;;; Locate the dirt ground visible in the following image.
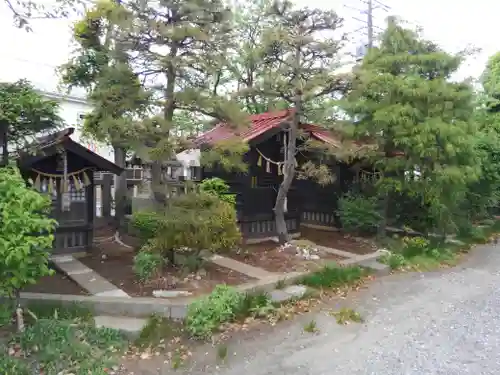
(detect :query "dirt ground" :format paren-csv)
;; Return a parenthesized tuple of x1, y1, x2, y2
(300, 227, 377, 254)
(231, 241, 345, 273)
(22, 266, 88, 295)
(79, 250, 254, 297)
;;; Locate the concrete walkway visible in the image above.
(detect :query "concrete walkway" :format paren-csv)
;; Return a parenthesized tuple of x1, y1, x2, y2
(51, 255, 130, 297)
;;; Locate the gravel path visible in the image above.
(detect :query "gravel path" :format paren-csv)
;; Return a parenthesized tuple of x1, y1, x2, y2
(130, 243, 500, 375)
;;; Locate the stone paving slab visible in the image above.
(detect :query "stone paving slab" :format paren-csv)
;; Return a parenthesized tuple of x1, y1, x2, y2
(315, 245, 358, 259)
(206, 254, 278, 280)
(51, 255, 130, 297)
(94, 315, 146, 337)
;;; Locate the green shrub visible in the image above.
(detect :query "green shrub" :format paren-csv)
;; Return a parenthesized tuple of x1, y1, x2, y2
(401, 236, 430, 257)
(185, 285, 244, 339)
(200, 177, 236, 205)
(337, 193, 381, 233)
(130, 210, 163, 240)
(0, 167, 58, 298)
(301, 265, 366, 289)
(146, 192, 241, 260)
(379, 253, 407, 270)
(133, 249, 165, 281)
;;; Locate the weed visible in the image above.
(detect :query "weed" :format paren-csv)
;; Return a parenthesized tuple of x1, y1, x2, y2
(11, 317, 126, 374)
(238, 291, 275, 318)
(378, 253, 407, 270)
(329, 308, 364, 325)
(24, 301, 93, 323)
(135, 314, 183, 349)
(133, 250, 165, 282)
(275, 279, 286, 289)
(216, 343, 228, 362)
(0, 350, 30, 375)
(185, 285, 244, 339)
(300, 265, 366, 289)
(303, 319, 318, 333)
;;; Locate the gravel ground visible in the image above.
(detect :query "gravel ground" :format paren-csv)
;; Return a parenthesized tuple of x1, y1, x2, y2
(129, 243, 500, 375)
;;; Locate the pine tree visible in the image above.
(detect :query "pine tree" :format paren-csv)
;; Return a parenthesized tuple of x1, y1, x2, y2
(104, 0, 247, 202)
(249, 0, 348, 242)
(342, 17, 480, 235)
(60, 1, 150, 224)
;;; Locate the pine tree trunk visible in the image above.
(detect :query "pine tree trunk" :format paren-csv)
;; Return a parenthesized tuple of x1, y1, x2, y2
(274, 115, 299, 244)
(113, 145, 127, 230)
(275, 45, 301, 244)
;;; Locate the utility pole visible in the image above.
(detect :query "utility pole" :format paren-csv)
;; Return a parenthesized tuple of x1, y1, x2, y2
(367, 0, 374, 49)
(346, 0, 390, 59)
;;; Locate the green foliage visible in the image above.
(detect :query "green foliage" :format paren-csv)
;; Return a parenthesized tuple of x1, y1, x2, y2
(0, 80, 61, 151)
(329, 308, 364, 325)
(185, 285, 245, 339)
(0, 167, 57, 297)
(11, 318, 126, 374)
(0, 352, 30, 375)
(300, 265, 365, 289)
(378, 252, 407, 270)
(337, 193, 381, 233)
(303, 319, 318, 333)
(143, 192, 241, 260)
(133, 250, 165, 282)
(200, 177, 235, 205)
(400, 236, 431, 258)
(130, 210, 163, 240)
(342, 17, 480, 235)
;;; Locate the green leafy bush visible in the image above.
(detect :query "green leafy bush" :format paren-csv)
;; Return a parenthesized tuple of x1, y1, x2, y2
(130, 210, 163, 240)
(200, 177, 236, 205)
(133, 249, 165, 281)
(0, 167, 57, 297)
(401, 236, 431, 257)
(337, 193, 381, 233)
(185, 285, 244, 339)
(379, 253, 407, 270)
(143, 192, 241, 262)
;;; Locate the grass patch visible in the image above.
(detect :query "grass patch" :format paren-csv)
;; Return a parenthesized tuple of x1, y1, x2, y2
(0, 302, 128, 375)
(8, 318, 126, 375)
(329, 308, 364, 325)
(303, 319, 318, 333)
(300, 265, 367, 289)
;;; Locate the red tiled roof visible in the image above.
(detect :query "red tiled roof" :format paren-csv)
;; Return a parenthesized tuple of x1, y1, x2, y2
(193, 109, 342, 147)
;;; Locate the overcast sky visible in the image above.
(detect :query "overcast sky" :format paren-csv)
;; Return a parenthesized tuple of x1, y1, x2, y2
(0, 0, 497, 95)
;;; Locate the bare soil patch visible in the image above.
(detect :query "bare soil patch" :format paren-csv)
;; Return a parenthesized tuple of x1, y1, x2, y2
(300, 226, 377, 255)
(230, 240, 345, 273)
(79, 249, 254, 298)
(22, 265, 88, 295)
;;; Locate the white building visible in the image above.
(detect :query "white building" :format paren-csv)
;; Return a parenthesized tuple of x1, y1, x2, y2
(40, 90, 115, 162)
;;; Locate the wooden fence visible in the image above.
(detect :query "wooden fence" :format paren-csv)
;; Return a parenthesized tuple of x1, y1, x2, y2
(94, 171, 336, 239)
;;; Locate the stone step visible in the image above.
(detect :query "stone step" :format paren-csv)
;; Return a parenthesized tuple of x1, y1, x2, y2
(205, 254, 278, 280)
(51, 255, 130, 298)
